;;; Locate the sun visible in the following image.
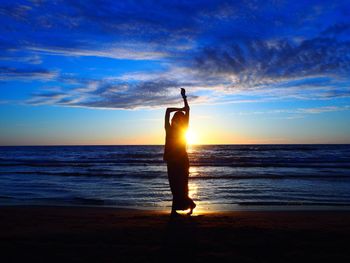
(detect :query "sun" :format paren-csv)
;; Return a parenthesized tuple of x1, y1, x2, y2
(185, 129, 198, 145)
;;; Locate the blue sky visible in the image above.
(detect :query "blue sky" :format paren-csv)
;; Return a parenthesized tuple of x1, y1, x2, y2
(0, 0, 350, 145)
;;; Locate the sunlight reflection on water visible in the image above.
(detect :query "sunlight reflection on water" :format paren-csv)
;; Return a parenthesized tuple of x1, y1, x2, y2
(2, 145, 350, 212)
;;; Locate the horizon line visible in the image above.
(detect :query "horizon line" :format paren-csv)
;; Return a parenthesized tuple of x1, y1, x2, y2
(1, 143, 349, 147)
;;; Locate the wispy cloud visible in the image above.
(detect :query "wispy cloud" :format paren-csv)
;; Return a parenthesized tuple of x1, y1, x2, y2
(27, 78, 204, 109)
(193, 37, 350, 91)
(1, 0, 350, 109)
(0, 53, 42, 64)
(297, 105, 350, 114)
(28, 45, 168, 60)
(234, 105, 350, 119)
(0, 67, 57, 81)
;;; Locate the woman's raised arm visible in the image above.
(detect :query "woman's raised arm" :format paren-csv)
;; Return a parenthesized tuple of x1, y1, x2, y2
(181, 88, 190, 127)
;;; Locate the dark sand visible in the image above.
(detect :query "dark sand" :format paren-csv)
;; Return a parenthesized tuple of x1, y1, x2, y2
(1, 206, 350, 262)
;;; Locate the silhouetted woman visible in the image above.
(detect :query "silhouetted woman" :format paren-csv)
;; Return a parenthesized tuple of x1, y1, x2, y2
(164, 88, 196, 216)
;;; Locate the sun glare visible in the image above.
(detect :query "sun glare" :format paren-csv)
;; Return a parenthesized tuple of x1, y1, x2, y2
(185, 130, 198, 145)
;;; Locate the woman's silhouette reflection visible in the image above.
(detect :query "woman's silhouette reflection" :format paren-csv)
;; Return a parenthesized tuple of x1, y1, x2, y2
(164, 88, 196, 216)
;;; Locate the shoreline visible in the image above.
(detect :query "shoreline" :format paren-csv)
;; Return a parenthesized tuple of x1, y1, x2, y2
(2, 202, 350, 212)
(1, 205, 350, 262)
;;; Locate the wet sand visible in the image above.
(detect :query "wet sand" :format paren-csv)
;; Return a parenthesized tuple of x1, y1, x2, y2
(1, 206, 350, 262)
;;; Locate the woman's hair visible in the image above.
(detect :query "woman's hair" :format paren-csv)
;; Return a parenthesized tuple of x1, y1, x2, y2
(171, 111, 186, 128)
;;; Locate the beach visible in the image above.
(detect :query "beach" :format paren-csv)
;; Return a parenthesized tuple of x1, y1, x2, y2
(1, 145, 350, 262)
(1, 206, 350, 262)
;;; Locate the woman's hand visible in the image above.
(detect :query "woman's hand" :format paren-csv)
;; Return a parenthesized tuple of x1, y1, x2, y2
(181, 88, 186, 98)
(181, 88, 189, 112)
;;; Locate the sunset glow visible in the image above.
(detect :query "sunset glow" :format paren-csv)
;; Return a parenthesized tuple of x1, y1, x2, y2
(186, 130, 198, 145)
(0, 1, 350, 145)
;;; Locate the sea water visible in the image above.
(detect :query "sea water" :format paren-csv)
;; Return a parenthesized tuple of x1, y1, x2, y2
(1, 145, 350, 211)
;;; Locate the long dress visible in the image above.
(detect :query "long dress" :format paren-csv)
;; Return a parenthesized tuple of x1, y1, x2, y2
(163, 126, 195, 210)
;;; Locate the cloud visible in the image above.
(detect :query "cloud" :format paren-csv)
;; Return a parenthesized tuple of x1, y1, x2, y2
(1, 0, 350, 109)
(322, 23, 350, 36)
(0, 99, 9, 104)
(234, 105, 350, 118)
(297, 105, 350, 114)
(193, 37, 350, 90)
(0, 53, 42, 64)
(28, 78, 203, 109)
(0, 0, 206, 60)
(28, 45, 168, 60)
(0, 67, 57, 81)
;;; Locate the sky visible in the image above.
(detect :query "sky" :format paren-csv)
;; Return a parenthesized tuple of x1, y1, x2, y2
(0, 0, 350, 145)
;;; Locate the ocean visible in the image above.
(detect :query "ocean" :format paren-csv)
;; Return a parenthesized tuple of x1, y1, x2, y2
(1, 145, 350, 211)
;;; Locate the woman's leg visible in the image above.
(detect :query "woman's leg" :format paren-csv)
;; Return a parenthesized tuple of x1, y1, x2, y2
(168, 159, 196, 213)
(184, 158, 196, 214)
(167, 162, 182, 212)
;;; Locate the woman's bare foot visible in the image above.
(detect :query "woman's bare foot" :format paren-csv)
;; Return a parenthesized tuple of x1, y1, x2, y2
(171, 209, 179, 217)
(187, 201, 196, 215)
